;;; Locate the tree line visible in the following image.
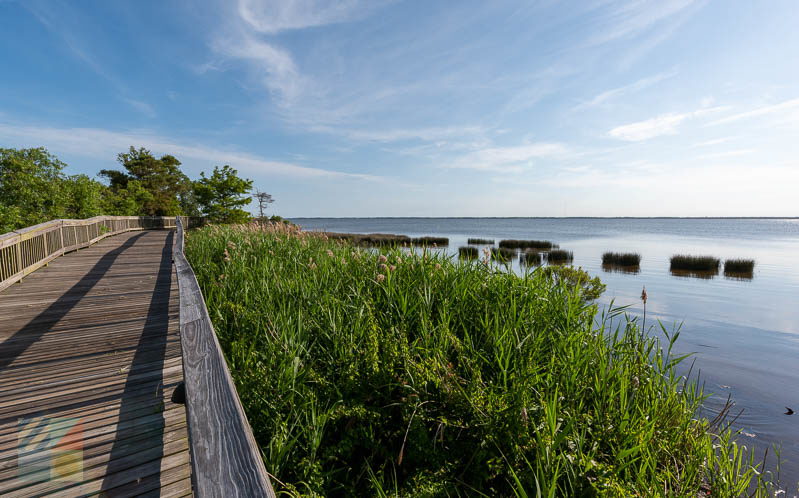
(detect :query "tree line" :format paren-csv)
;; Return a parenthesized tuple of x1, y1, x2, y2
(0, 146, 271, 233)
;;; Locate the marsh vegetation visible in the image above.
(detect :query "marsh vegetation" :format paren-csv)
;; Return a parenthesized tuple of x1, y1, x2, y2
(519, 250, 542, 266)
(467, 237, 494, 245)
(458, 246, 479, 259)
(547, 249, 574, 264)
(186, 223, 776, 496)
(499, 239, 557, 250)
(490, 246, 516, 262)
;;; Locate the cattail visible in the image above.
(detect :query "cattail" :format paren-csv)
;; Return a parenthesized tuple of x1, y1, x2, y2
(640, 286, 647, 304)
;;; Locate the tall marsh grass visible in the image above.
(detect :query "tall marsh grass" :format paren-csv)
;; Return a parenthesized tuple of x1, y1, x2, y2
(724, 259, 755, 273)
(670, 255, 720, 272)
(490, 246, 516, 262)
(458, 246, 479, 259)
(519, 250, 541, 266)
(547, 249, 574, 264)
(602, 252, 641, 267)
(411, 236, 449, 246)
(186, 223, 776, 496)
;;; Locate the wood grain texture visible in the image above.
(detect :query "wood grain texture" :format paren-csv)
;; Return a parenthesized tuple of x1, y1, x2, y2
(174, 218, 275, 498)
(0, 230, 192, 497)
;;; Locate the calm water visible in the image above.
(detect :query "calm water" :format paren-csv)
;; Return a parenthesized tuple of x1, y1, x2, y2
(291, 217, 799, 481)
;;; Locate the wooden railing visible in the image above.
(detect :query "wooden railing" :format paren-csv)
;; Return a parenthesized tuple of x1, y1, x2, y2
(0, 216, 196, 292)
(173, 217, 275, 497)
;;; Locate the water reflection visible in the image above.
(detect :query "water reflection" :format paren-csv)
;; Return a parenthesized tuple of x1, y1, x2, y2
(669, 268, 719, 279)
(602, 263, 641, 275)
(724, 270, 754, 281)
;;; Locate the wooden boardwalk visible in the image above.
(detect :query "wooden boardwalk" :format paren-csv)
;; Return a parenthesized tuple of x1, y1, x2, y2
(0, 230, 192, 497)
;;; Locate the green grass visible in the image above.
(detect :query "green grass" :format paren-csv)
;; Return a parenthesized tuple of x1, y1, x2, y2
(670, 255, 720, 272)
(519, 250, 541, 266)
(547, 249, 573, 264)
(499, 239, 557, 250)
(186, 223, 776, 497)
(724, 259, 755, 273)
(411, 236, 449, 246)
(458, 246, 479, 259)
(601, 252, 641, 267)
(467, 238, 494, 245)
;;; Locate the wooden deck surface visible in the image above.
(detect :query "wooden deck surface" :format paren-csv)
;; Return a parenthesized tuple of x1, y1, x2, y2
(0, 230, 192, 497)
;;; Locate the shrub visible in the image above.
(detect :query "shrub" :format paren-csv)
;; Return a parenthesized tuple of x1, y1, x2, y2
(499, 239, 557, 250)
(467, 238, 494, 245)
(458, 246, 479, 259)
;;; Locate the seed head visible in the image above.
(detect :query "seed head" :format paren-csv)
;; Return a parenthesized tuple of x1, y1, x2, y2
(376, 274, 386, 283)
(640, 286, 648, 304)
(378, 254, 388, 263)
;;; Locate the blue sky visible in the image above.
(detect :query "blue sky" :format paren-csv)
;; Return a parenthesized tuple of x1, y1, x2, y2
(1, 0, 798, 217)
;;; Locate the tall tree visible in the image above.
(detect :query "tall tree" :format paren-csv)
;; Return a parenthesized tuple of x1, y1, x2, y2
(193, 165, 253, 223)
(0, 147, 69, 232)
(100, 147, 193, 216)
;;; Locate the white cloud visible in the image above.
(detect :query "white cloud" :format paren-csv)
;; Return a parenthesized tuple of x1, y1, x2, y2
(587, 0, 702, 46)
(122, 98, 157, 118)
(237, 0, 374, 34)
(707, 97, 799, 126)
(448, 142, 571, 171)
(577, 70, 677, 109)
(0, 121, 378, 180)
(608, 106, 727, 141)
(313, 125, 487, 143)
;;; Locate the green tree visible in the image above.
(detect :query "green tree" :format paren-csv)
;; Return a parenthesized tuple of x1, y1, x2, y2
(64, 174, 107, 219)
(0, 147, 68, 232)
(103, 179, 155, 216)
(193, 165, 253, 223)
(100, 147, 193, 216)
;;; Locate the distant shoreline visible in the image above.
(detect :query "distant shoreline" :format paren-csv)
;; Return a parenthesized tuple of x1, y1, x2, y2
(289, 216, 799, 220)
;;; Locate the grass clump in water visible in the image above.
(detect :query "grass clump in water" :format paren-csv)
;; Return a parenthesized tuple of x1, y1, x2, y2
(490, 246, 516, 262)
(499, 239, 557, 250)
(186, 222, 777, 497)
(602, 252, 641, 266)
(724, 259, 755, 273)
(519, 250, 541, 267)
(458, 246, 479, 259)
(547, 249, 573, 264)
(467, 237, 494, 245)
(670, 255, 720, 272)
(325, 232, 410, 246)
(411, 236, 449, 246)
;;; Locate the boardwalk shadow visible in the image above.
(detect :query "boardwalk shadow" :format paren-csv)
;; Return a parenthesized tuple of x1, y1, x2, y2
(0, 232, 148, 371)
(99, 230, 174, 494)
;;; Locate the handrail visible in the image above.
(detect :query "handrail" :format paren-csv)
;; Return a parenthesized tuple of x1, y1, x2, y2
(0, 215, 194, 292)
(173, 217, 275, 497)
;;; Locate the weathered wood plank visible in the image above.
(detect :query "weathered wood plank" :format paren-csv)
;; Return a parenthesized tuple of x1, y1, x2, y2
(174, 218, 275, 497)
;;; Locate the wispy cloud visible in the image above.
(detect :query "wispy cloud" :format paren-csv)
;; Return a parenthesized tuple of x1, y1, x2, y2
(237, 0, 380, 34)
(122, 98, 157, 118)
(586, 0, 702, 46)
(0, 121, 378, 180)
(707, 97, 799, 126)
(608, 106, 727, 141)
(447, 142, 571, 172)
(576, 70, 677, 109)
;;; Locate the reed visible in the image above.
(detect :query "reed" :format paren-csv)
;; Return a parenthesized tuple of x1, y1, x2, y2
(670, 255, 720, 272)
(490, 247, 516, 262)
(467, 238, 494, 245)
(601, 252, 641, 266)
(185, 223, 776, 496)
(411, 236, 449, 246)
(458, 246, 479, 259)
(547, 249, 573, 264)
(519, 250, 542, 266)
(498, 239, 557, 250)
(724, 259, 755, 273)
